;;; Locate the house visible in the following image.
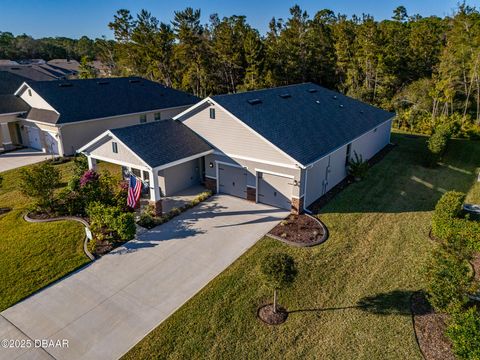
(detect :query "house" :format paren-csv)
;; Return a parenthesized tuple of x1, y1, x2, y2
(4, 77, 199, 155)
(80, 83, 394, 214)
(0, 66, 61, 151)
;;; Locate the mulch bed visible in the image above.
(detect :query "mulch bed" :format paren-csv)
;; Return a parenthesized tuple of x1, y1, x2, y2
(411, 292, 455, 360)
(27, 211, 58, 220)
(268, 214, 327, 247)
(0, 207, 11, 215)
(257, 304, 288, 325)
(91, 238, 116, 257)
(309, 144, 395, 213)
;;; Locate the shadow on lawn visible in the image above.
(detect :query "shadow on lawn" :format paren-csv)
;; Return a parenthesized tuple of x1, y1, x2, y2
(289, 290, 421, 316)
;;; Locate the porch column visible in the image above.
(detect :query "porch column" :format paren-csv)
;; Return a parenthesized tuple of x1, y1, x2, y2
(0, 123, 13, 150)
(149, 169, 162, 216)
(87, 156, 97, 171)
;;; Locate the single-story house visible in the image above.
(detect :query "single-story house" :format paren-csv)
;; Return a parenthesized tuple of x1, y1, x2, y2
(80, 83, 394, 214)
(2, 77, 199, 155)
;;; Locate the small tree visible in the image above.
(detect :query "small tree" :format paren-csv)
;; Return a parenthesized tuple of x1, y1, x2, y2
(260, 252, 297, 313)
(348, 151, 369, 180)
(78, 56, 98, 79)
(20, 163, 60, 212)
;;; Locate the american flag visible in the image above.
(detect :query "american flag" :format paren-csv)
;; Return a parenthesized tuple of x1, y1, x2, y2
(127, 175, 142, 208)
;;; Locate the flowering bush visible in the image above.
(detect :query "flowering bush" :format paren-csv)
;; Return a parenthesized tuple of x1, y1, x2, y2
(80, 170, 100, 187)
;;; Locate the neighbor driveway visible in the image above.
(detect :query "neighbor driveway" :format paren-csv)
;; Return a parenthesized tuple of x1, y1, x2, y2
(0, 195, 287, 360)
(0, 148, 50, 172)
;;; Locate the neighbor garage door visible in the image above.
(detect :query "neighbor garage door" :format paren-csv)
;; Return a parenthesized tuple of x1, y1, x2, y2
(257, 172, 292, 210)
(27, 127, 42, 150)
(218, 163, 247, 199)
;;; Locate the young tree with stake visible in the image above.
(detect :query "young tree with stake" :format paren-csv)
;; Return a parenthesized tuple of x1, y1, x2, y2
(260, 252, 297, 313)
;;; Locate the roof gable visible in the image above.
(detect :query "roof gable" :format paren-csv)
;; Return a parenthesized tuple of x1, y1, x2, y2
(211, 83, 394, 165)
(87, 120, 213, 169)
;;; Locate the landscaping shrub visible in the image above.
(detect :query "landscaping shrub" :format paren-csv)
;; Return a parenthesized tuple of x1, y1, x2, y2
(87, 202, 136, 242)
(138, 211, 156, 229)
(347, 151, 369, 180)
(426, 123, 452, 167)
(73, 155, 88, 177)
(446, 306, 480, 360)
(432, 191, 480, 251)
(20, 162, 60, 212)
(425, 247, 472, 313)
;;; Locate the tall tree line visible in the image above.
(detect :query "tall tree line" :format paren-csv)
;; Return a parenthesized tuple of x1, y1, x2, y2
(108, 4, 480, 136)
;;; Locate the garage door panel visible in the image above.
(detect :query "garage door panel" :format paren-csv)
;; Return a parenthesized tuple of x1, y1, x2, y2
(44, 132, 59, 154)
(218, 164, 247, 199)
(257, 172, 292, 210)
(27, 127, 42, 150)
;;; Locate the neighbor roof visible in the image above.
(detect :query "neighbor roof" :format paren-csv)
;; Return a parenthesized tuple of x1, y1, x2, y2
(211, 83, 394, 165)
(0, 95, 29, 114)
(109, 120, 212, 168)
(24, 77, 200, 125)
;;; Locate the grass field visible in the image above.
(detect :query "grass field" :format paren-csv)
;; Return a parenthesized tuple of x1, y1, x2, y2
(124, 133, 480, 360)
(0, 160, 89, 311)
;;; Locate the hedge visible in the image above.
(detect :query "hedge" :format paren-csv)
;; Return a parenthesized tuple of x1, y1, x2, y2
(431, 191, 480, 251)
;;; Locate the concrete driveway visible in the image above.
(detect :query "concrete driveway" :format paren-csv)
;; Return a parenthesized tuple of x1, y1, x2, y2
(0, 148, 50, 172)
(0, 195, 287, 360)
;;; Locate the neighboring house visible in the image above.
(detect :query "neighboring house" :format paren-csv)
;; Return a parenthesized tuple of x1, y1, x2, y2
(80, 83, 394, 214)
(46, 59, 80, 77)
(8, 77, 199, 155)
(0, 67, 60, 151)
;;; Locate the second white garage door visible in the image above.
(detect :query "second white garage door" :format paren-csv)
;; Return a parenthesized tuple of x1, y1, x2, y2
(27, 127, 43, 151)
(257, 172, 293, 210)
(44, 132, 59, 154)
(218, 163, 247, 199)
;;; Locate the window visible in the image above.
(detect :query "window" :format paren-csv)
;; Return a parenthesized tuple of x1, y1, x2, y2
(139, 114, 147, 123)
(154, 112, 161, 121)
(112, 142, 118, 153)
(28, 89, 32, 96)
(345, 143, 351, 166)
(209, 108, 215, 119)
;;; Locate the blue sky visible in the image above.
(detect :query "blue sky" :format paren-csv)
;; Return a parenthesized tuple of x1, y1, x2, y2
(0, 0, 477, 39)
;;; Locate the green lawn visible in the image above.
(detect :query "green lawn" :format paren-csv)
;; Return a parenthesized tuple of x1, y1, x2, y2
(0, 160, 89, 311)
(124, 133, 480, 360)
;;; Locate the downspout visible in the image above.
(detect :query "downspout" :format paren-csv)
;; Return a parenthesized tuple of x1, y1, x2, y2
(303, 165, 312, 214)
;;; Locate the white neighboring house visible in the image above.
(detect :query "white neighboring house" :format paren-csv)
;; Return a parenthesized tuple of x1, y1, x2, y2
(80, 83, 394, 215)
(2, 77, 199, 155)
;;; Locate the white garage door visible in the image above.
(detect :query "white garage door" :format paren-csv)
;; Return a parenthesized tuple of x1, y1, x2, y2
(257, 172, 292, 210)
(27, 127, 42, 150)
(218, 163, 247, 199)
(44, 132, 59, 154)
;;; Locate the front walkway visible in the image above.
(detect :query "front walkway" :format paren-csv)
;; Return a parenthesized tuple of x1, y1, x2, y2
(0, 148, 50, 172)
(0, 195, 288, 360)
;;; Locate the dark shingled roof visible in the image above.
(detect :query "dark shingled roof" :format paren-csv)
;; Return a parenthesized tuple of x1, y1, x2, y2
(0, 94, 29, 114)
(212, 83, 394, 165)
(25, 77, 200, 125)
(110, 120, 212, 168)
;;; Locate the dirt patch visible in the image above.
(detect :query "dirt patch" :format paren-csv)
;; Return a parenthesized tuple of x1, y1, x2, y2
(411, 292, 454, 360)
(257, 304, 288, 325)
(268, 214, 327, 247)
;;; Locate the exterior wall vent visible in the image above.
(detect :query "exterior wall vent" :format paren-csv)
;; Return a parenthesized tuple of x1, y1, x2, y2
(247, 98, 262, 105)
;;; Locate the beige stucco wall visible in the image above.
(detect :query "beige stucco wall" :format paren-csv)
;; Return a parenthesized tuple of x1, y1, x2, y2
(178, 104, 295, 165)
(59, 105, 191, 155)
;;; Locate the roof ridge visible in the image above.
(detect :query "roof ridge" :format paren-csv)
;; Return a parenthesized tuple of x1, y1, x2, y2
(212, 82, 316, 98)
